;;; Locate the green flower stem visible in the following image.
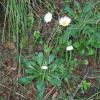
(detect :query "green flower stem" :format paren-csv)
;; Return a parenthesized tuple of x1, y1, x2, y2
(66, 51, 68, 65)
(69, 51, 72, 61)
(66, 51, 72, 67)
(68, 51, 72, 66)
(47, 25, 60, 45)
(43, 70, 46, 81)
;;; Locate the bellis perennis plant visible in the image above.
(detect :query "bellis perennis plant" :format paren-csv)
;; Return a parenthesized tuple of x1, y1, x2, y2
(18, 52, 69, 99)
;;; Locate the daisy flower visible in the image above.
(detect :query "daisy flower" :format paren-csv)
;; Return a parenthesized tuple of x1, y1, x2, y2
(41, 65, 48, 70)
(59, 16, 71, 26)
(44, 12, 52, 23)
(66, 45, 73, 51)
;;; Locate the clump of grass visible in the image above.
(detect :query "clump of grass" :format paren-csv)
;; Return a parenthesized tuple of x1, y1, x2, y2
(2, 0, 35, 59)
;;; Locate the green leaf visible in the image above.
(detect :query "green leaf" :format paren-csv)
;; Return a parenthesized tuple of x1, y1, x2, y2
(88, 48, 95, 56)
(74, 1, 81, 10)
(47, 75, 61, 86)
(19, 56, 35, 69)
(58, 66, 69, 78)
(34, 30, 41, 40)
(25, 61, 35, 69)
(36, 80, 45, 99)
(17, 76, 34, 85)
(80, 49, 85, 55)
(48, 54, 55, 65)
(63, 5, 74, 16)
(83, 2, 93, 15)
(0, 96, 4, 100)
(55, 58, 64, 66)
(83, 59, 89, 65)
(25, 69, 34, 74)
(44, 44, 52, 54)
(73, 41, 81, 49)
(49, 59, 64, 71)
(27, 13, 34, 31)
(35, 52, 44, 66)
(81, 80, 91, 91)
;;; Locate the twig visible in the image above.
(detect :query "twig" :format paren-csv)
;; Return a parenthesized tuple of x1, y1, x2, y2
(73, 69, 89, 98)
(87, 91, 100, 100)
(0, 2, 7, 10)
(44, 86, 56, 100)
(0, 83, 26, 99)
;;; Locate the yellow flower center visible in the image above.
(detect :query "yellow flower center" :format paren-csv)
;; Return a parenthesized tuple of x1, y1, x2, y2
(62, 21, 68, 26)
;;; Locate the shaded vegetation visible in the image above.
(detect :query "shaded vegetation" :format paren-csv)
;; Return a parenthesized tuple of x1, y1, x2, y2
(0, 0, 100, 99)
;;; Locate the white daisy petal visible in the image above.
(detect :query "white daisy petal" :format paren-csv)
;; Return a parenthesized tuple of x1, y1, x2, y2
(64, 16, 71, 25)
(59, 16, 71, 26)
(66, 45, 73, 51)
(44, 12, 52, 23)
(41, 65, 48, 70)
(59, 17, 64, 25)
